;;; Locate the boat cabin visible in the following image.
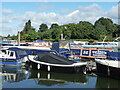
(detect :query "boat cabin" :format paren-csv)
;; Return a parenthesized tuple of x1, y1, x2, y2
(1, 50, 16, 59)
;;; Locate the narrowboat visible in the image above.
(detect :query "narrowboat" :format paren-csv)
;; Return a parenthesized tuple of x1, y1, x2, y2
(95, 52, 120, 79)
(52, 40, 115, 60)
(82, 37, 120, 52)
(28, 52, 87, 73)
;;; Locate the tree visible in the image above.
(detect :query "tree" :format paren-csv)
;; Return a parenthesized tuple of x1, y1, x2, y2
(62, 25, 71, 40)
(11, 35, 17, 40)
(117, 25, 120, 36)
(94, 17, 113, 27)
(38, 23, 48, 32)
(92, 25, 106, 40)
(50, 23, 59, 29)
(71, 21, 94, 39)
(94, 17, 117, 40)
(26, 29, 38, 42)
(7, 34, 10, 38)
(51, 28, 61, 41)
(23, 20, 31, 34)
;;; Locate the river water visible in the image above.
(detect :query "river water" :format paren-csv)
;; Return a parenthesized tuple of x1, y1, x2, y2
(1, 66, 119, 88)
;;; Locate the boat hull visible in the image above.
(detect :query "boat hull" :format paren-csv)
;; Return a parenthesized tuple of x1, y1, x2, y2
(29, 60, 86, 73)
(95, 60, 120, 79)
(0, 59, 22, 66)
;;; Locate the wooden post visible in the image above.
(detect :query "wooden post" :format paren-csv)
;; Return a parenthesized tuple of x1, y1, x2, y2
(18, 31, 20, 46)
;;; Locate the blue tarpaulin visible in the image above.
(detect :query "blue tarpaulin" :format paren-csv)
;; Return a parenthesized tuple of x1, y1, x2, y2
(34, 40, 43, 42)
(107, 52, 120, 61)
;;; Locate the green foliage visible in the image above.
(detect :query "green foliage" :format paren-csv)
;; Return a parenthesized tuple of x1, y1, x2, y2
(92, 25, 106, 40)
(11, 35, 17, 40)
(50, 23, 59, 29)
(7, 34, 11, 38)
(39, 23, 48, 32)
(9, 17, 120, 42)
(51, 27, 61, 40)
(26, 29, 38, 42)
(94, 17, 117, 37)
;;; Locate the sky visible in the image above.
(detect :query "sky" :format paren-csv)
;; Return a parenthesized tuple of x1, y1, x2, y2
(1, 1, 120, 36)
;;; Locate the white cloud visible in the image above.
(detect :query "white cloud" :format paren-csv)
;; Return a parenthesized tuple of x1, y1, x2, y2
(2, 17, 12, 23)
(18, 4, 103, 29)
(2, 3, 119, 36)
(2, 25, 15, 36)
(106, 5, 118, 19)
(2, 9, 13, 14)
(104, 4, 119, 24)
(59, 9, 73, 15)
(67, 10, 79, 17)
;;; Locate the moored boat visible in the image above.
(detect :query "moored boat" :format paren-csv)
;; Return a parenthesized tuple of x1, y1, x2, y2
(28, 52, 87, 74)
(0, 49, 22, 66)
(95, 52, 120, 79)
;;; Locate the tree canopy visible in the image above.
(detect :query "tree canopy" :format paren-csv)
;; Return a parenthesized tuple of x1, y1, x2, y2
(11, 17, 120, 42)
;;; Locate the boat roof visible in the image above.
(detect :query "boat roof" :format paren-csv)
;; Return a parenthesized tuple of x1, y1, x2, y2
(107, 52, 120, 61)
(37, 52, 75, 65)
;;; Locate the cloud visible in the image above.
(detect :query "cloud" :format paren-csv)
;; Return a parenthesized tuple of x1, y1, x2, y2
(2, 3, 119, 36)
(19, 4, 103, 29)
(2, 25, 15, 36)
(105, 5, 118, 19)
(104, 4, 119, 24)
(2, 9, 13, 14)
(2, 17, 12, 23)
(59, 9, 73, 15)
(67, 10, 79, 17)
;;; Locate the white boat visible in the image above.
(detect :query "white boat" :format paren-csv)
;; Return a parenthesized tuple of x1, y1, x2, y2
(1, 46, 51, 51)
(27, 52, 87, 74)
(0, 49, 22, 66)
(95, 58, 120, 79)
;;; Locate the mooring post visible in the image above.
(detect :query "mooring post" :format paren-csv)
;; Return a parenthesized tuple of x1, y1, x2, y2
(18, 31, 20, 46)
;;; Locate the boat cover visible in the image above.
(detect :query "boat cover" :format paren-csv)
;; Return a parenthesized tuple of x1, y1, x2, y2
(107, 52, 120, 61)
(37, 52, 75, 65)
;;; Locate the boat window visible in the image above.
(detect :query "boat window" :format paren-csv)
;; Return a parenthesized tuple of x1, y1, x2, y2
(2, 50, 6, 54)
(39, 43, 42, 45)
(8, 51, 10, 55)
(10, 52, 14, 56)
(17, 50, 27, 55)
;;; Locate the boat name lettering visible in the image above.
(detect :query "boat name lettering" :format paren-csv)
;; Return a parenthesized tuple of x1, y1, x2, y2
(92, 51, 107, 54)
(83, 51, 88, 54)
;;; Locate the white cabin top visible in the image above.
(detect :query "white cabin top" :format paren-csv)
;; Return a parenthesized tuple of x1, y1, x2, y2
(95, 42, 118, 46)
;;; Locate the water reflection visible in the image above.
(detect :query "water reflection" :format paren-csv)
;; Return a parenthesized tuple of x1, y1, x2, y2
(96, 76, 119, 88)
(2, 66, 28, 83)
(28, 70, 88, 86)
(1, 66, 119, 88)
